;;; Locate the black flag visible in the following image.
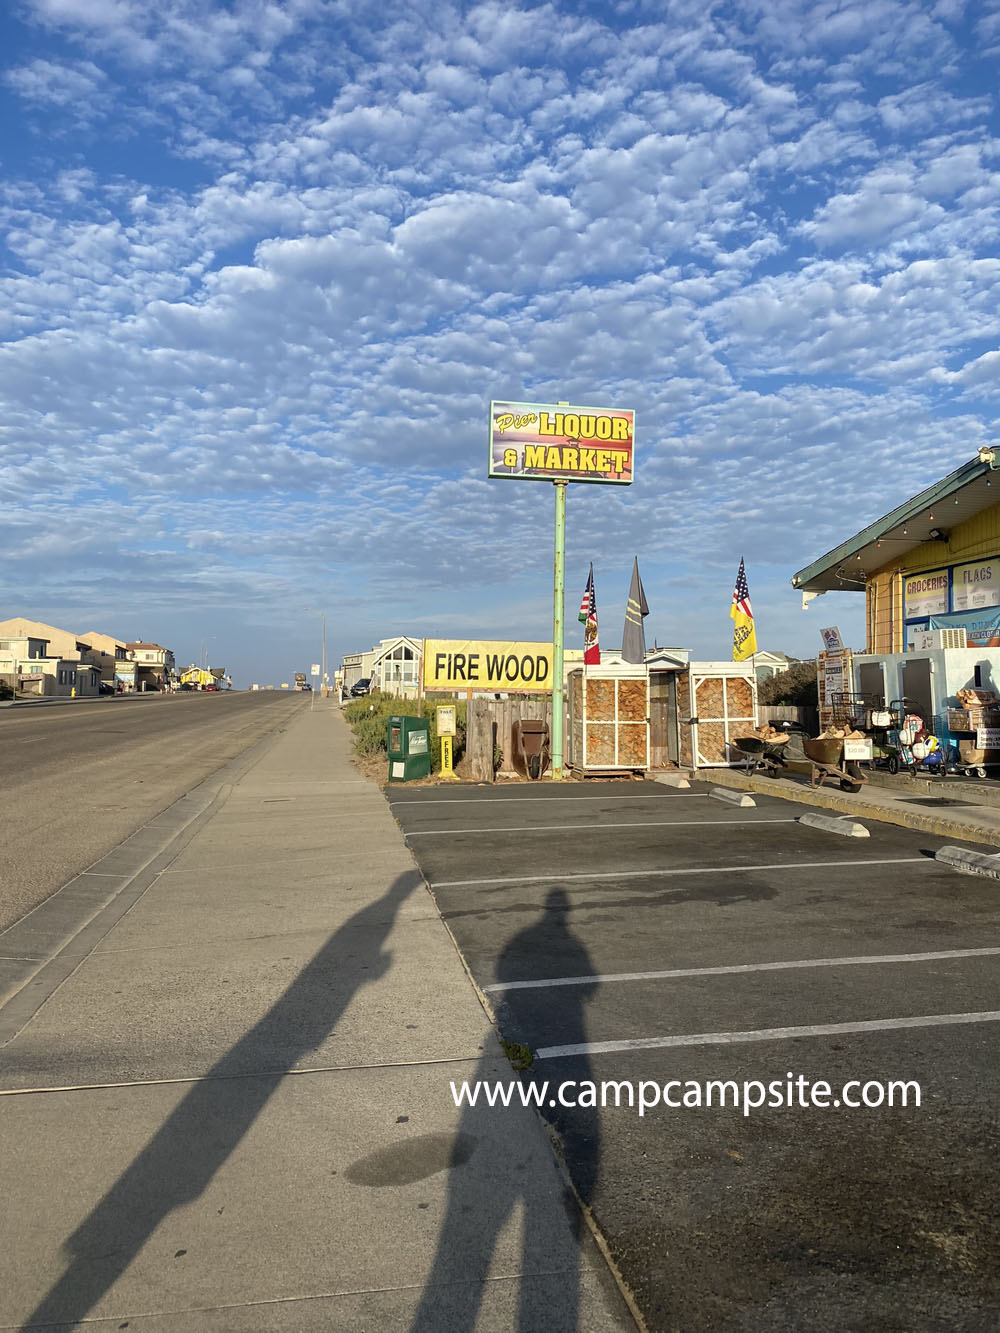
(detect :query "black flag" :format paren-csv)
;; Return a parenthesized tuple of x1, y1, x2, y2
(621, 558, 649, 664)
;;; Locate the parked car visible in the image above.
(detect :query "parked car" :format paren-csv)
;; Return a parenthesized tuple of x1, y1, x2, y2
(205, 684, 219, 691)
(99, 681, 116, 695)
(350, 678, 372, 697)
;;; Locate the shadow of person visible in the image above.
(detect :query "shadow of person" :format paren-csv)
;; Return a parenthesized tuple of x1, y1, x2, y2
(412, 887, 599, 1332)
(25, 870, 419, 1330)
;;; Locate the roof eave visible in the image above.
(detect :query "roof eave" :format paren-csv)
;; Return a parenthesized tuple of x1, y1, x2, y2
(791, 457, 990, 592)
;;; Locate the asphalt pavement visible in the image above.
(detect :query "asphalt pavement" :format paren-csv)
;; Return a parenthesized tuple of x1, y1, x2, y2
(5, 703, 1000, 1331)
(0, 690, 305, 931)
(390, 780, 1000, 1330)
(0, 703, 632, 1331)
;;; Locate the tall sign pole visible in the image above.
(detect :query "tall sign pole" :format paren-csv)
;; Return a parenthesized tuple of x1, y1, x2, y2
(487, 397, 635, 784)
(552, 479, 567, 781)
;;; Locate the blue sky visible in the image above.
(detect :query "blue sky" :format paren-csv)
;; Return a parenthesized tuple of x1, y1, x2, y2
(2, 0, 999, 686)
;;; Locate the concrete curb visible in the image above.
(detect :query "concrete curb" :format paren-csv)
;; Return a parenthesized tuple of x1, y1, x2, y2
(710, 787, 755, 808)
(798, 812, 870, 838)
(705, 767, 1000, 849)
(935, 846, 1000, 878)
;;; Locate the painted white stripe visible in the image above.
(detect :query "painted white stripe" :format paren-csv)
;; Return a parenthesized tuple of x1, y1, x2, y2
(389, 794, 708, 807)
(484, 946, 1000, 993)
(0, 1054, 480, 1098)
(536, 1010, 1000, 1060)
(406, 819, 799, 838)
(431, 856, 930, 890)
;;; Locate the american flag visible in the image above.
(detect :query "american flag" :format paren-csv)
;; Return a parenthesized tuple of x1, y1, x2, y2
(731, 557, 752, 618)
(730, 556, 757, 660)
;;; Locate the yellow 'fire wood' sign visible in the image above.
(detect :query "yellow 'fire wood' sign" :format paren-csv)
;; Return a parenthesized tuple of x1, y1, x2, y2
(423, 640, 553, 693)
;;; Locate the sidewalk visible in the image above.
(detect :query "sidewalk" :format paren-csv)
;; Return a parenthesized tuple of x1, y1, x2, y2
(0, 703, 633, 1331)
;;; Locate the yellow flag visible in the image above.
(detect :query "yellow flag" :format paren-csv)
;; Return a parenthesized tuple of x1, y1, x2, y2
(730, 558, 757, 661)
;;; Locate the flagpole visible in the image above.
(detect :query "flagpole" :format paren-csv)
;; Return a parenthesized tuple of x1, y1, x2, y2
(551, 480, 567, 781)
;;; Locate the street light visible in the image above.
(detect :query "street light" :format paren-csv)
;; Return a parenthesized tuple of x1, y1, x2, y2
(305, 610, 326, 697)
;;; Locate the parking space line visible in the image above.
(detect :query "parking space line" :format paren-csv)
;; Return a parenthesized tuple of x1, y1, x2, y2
(431, 856, 931, 889)
(485, 945, 1000, 993)
(406, 819, 800, 837)
(388, 794, 710, 807)
(536, 1010, 1000, 1060)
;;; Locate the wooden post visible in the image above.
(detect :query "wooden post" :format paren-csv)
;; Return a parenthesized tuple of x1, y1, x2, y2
(467, 698, 496, 783)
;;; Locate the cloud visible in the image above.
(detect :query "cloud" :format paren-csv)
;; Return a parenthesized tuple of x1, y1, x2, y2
(1, 0, 997, 680)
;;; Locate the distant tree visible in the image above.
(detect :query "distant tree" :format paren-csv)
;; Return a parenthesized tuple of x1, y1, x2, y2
(759, 660, 818, 706)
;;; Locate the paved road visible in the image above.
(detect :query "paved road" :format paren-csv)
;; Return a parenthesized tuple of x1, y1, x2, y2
(390, 780, 1000, 1331)
(0, 692, 306, 931)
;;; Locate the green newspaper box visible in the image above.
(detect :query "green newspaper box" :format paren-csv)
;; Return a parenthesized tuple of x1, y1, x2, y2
(387, 714, 431, 782)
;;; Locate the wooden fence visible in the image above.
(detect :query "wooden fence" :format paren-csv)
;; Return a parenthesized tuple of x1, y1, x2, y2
(758, 704, 819, 733)
(466, 697, 555, 782)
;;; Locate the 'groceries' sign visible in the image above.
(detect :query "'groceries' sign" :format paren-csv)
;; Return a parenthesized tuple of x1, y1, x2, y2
(423, 640, 553, 693)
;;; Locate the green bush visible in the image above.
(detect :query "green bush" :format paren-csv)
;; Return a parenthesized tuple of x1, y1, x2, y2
(759, 660, 818, 706)
(344, 694, 467, 772)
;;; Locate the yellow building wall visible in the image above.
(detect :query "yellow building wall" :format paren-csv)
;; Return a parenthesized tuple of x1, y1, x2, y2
(864, 503, 1000, 653)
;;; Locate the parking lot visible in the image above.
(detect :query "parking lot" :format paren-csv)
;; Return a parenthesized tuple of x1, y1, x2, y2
(389, 778, 1000, 1331)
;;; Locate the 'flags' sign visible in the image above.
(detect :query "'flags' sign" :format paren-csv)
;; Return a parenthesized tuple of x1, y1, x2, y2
(731, 557, 758, 661)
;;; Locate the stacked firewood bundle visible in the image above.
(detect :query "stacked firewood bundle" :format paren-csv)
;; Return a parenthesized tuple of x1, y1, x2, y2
(749, 724, 789, 742)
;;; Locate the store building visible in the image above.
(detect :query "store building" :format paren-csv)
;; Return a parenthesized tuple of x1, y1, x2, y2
(791, 449, 1000, 738)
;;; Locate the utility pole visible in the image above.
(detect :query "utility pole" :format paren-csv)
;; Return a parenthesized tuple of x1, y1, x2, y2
(306, 609, 327, 697)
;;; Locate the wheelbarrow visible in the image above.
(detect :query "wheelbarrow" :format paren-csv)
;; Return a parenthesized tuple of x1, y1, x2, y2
(730, 733, 789, 776)
(803, 737, 868, 791)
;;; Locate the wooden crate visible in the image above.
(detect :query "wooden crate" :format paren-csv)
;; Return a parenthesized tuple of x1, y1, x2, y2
(947, 707, 1000, 733)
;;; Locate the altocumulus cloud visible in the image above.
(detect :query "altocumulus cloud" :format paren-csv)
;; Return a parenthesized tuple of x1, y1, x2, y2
(0, 0, 998, 680)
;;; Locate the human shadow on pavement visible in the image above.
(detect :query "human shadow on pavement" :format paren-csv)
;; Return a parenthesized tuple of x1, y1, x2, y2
(24, 870, 419, 1330)
(412, 887, 600, 1332)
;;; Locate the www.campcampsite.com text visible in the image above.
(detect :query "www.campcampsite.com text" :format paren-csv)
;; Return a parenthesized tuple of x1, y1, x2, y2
(450, 1074, 921, 1118)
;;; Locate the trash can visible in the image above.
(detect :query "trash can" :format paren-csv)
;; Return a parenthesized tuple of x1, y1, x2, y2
(387, 714, 432, 782)
(511, 718, 550, 780)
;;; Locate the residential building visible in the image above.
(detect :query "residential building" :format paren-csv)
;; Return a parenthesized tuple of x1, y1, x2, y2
(77, 630, 129, 684)
(179, 665, 225, 690)
(752, 650, 801, 685)
(369, 636, 423, 697)
(340, 650, 374, 694)
(0, 634, 101, 697)
(125, 641, 176, 692)
(0, 618, 93, 663)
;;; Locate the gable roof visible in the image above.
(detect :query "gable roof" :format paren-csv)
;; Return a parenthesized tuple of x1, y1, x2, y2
(370, 635, 422, 665)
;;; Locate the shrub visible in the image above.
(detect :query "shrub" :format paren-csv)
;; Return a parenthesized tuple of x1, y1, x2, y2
(759, 660, 818, 706)
(344, 695, 467, 771)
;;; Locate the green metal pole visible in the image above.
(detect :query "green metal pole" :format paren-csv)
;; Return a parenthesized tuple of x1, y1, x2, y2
(551, 480, 567, 780)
